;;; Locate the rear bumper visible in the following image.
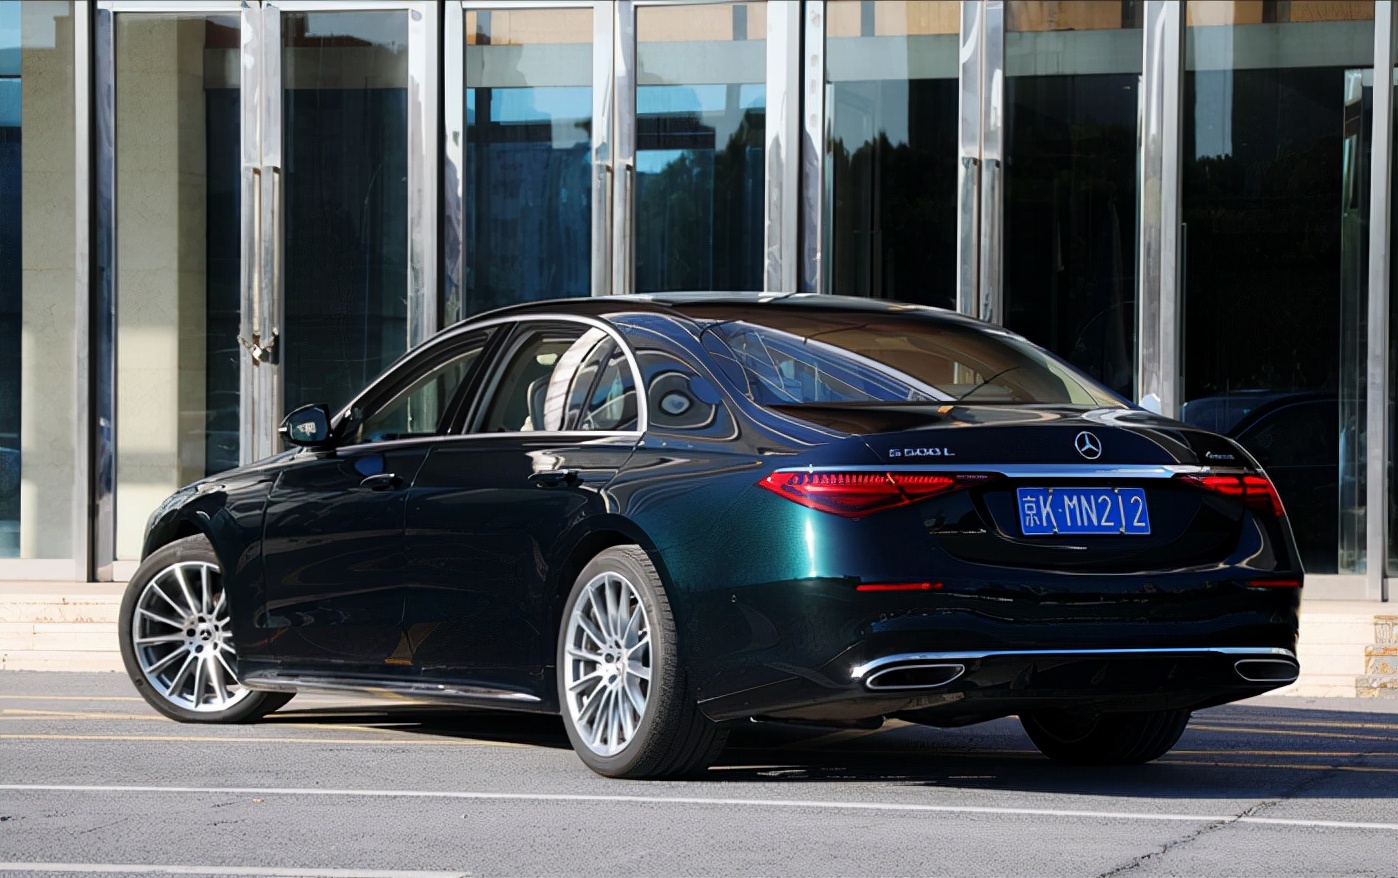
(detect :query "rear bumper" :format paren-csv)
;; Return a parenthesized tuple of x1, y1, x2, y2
(697, 645, 1299, 723)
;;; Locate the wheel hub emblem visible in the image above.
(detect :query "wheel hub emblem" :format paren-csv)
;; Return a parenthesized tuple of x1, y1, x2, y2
(1074, 431, 1103, 460)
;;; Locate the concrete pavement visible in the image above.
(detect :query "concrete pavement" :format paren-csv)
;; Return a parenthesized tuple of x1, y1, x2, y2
(1, 671, 1396, 876)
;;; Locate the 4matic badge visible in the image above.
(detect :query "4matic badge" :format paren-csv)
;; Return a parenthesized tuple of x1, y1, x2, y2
(888, 447, 955, 458)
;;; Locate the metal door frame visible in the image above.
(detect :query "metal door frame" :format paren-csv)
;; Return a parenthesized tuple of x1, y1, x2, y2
(93, 0, 439, 575)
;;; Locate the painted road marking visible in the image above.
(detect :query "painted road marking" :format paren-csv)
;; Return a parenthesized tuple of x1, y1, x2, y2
(2, 784, 1396, 832)
(0, 734, 521, 748)
(0, 865, 466, 877)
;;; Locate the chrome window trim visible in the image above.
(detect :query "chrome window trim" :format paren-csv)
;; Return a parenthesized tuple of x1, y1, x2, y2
(773, 463, 1214, 479)
(852, 647, 1298, 681)
(373, 312, 651, 436)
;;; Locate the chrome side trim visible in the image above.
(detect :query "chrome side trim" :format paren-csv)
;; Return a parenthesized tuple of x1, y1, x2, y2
(851, 647, 1298, 681)
(773, 463, 1212, 478)
(241, 672, 542, 704)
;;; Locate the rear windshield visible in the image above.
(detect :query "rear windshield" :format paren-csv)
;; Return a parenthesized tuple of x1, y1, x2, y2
(700, 313, 1124, 408)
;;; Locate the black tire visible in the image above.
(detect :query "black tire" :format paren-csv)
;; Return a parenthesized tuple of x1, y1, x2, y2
(557, 545, 727, 778)
(1020, 707, 1191, 765)
(119, 534, 293, 723)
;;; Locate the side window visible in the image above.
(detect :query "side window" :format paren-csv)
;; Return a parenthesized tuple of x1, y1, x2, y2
(576, 345, 638, 431)
(476, 324, 637, 433)
(348, 338, 487, 444)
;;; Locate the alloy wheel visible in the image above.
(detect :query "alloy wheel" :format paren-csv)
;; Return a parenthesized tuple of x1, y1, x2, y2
(130, 560, 250, 712)
(563, 571, 653, 756)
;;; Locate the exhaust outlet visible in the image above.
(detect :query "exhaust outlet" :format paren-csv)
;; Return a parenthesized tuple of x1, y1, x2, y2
(864, 663, 966, 691)
(1234, 658, 1299, 683)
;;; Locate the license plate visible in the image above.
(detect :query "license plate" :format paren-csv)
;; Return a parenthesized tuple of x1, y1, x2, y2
(1016, 487, 1151, 536)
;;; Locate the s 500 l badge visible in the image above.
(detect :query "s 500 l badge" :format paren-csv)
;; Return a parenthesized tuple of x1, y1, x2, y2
(888, 447, 955, 458)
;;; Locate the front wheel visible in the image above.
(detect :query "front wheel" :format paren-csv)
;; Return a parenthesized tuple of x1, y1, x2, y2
(557, 546, 727, 778)
(1020, 707, 1191, 765)
(118, 534, 292, 723)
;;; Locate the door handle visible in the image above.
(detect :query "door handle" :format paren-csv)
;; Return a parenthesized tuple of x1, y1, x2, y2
(529, 469, 579, 488)
(360, 473, 403, 491)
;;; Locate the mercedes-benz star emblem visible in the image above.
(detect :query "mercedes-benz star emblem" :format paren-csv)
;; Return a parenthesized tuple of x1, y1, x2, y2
(1074, 430, 1103, 460)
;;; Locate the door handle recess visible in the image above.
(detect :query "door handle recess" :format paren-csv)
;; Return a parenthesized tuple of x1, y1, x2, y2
(529, 469, 579, 488)
(360, 473, 403, 491)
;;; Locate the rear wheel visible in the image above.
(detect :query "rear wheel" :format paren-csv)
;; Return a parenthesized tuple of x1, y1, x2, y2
(118, 535, 292, 723)
(558, 546, 727, 778)
(1020, 707, 1190, 765)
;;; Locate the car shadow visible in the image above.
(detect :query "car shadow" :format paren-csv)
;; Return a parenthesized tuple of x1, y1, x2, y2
(261, 700, 1398, 798)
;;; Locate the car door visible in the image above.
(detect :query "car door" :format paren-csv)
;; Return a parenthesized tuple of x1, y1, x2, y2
(258, 329, 494, 674)
(402, 319, 642, 700)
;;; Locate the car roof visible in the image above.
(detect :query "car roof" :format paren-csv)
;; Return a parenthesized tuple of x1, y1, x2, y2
(457, 292, 986, 330)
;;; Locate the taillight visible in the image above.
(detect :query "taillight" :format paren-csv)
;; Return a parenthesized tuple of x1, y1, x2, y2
(757, 471, 992, 518)
(1179, 473, 1286, 518)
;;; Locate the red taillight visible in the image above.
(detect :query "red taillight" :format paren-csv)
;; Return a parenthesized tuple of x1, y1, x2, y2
(1179, 473, 1286, 518)
(758, 471, 991, 518)
(1246, 578, 1302, 588)
(856, 581, 942, 592)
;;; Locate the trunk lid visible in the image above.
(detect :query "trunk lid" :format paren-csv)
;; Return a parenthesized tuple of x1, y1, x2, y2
(771, 403, 1274, 574)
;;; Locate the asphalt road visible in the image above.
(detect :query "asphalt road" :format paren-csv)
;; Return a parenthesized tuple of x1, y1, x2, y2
(1, 672, 1396, 877)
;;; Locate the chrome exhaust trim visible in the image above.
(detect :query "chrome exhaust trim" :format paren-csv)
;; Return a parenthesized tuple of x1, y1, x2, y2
(1233, 658, 1300, 683)
(863, 663, 967, 691)
(852, 646, 1298, 684)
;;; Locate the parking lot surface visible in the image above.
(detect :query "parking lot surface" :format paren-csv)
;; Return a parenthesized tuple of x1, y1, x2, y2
(1, 671, 1396, 877)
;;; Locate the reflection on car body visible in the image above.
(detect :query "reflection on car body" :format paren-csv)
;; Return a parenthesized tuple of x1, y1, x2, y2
(118, 294, 1302, 778)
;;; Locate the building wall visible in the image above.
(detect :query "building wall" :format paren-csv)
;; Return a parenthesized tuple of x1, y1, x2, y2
(0, 0, 1392, 597)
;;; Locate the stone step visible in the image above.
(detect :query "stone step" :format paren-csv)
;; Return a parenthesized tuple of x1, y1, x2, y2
(0, 621, 118, 652)
(1364, 644, 1398, 677)
(0, 649, 125, 673)
(0, 593, 122, 624)
(1377, 616, 1398, 645)
(1275, 675, 1370, 698)
(1356, 674, 1398, 698)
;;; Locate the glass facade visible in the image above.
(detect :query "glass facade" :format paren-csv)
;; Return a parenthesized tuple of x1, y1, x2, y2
(634, 3, 766, 292)
(0, 0, 75, 561)
(1003, 2, 1142, 399)
(464, 8, 593, 316)
(3, 0, 1396, 596)
(823, 0, 959, 307)
(1181, 1, 1374, 574)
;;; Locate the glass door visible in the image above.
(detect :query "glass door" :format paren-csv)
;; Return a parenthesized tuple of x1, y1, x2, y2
(96, 2, 248, 563)
(97, 1, 437, 569)
(446, 1, 610, 318)
(619, 0, 767, 294)
(248, 1, 437, 460)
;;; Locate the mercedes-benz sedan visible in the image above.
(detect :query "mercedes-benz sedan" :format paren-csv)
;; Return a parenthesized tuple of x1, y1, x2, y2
(119, 294, 1302, 778)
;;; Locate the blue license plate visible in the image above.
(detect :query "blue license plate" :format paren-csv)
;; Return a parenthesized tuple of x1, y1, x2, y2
(1016, 487, 1151, 536)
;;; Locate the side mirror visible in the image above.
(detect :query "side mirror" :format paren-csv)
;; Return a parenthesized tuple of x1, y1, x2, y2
(279, 404, 333, 448)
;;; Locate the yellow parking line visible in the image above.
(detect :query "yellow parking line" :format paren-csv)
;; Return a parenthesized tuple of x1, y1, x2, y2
(0, 695, 144, 702)
(0, 733, 522, 748)
(1203, 717, 1398, 732)
(1190, 724, 1398, 744)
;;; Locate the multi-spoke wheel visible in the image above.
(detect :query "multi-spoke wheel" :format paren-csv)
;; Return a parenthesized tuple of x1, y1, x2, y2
(119, 535, 292, 723)
(558, 546, 726, 778)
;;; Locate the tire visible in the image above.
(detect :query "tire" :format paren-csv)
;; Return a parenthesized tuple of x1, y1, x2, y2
(1020, 707, 1191, 765)
(557, 545, 727, 778)
(119, 534, 293, 723)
